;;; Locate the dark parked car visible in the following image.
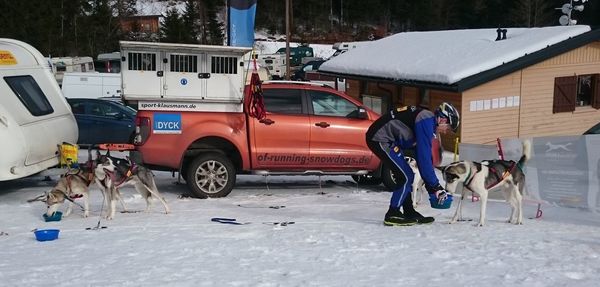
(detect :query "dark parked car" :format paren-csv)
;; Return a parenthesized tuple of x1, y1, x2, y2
(584, 122, 600, 135)
(292, 60, 326, 81)
(67, 98, 136, 145)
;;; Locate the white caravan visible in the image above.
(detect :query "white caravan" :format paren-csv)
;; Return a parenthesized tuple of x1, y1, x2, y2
(62, 72, 122, 100)
(0, 38, 78, 181)
(255, 53, 286, 79)
(50, 56, 95, 85)
(331, 41, 370, 57)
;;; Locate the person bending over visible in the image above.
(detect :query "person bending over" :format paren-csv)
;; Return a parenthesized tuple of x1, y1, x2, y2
(366, 103, 460, 226)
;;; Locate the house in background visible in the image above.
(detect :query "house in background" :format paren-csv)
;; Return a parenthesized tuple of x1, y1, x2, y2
(319, 26, 600, 149)
(120, 15, 161, 40)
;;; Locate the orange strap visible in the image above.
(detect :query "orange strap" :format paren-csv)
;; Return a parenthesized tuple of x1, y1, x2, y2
(99, 143, 135, 151)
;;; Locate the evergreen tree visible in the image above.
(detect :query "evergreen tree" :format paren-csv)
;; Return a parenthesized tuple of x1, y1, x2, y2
(509, 0, 555, 27)
(205, 0, 224, 45)
(83, 0, 122, 57)
(182, 0, 201, 43)
(161, 7, 185, 43)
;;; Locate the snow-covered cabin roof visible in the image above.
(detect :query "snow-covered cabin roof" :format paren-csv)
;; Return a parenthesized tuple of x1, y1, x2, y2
(319, 26, 599, 91)
(135, 0, 186, 16)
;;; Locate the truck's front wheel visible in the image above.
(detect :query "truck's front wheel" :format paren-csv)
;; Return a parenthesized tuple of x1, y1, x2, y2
(186, 153, 236, 198)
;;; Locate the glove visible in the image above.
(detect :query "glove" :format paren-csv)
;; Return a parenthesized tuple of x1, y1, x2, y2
(427, 184, 449, 205)
(435, 190, 449, 205)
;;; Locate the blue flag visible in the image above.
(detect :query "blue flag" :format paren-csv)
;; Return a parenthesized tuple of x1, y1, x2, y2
(228, 0, 257, 47)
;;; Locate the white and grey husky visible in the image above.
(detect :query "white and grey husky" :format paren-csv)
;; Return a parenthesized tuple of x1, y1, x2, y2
(94, 152, 170, 220)
(437, 140, 531, 226)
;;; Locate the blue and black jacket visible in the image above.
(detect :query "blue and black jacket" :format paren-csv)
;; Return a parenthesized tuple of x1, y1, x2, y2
(365, 106, 440, 188)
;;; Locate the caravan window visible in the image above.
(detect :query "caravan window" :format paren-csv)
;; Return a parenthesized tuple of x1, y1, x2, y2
(4, 76, 53, 116)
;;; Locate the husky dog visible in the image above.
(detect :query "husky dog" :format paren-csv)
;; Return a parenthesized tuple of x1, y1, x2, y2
(437, 140, 531, 226)
(38, 168, 95, 218)
(404, 156, 426, 207)
(94, 152, 170, 220)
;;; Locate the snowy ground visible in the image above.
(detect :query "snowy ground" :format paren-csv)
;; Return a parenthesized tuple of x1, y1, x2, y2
(1, 154, 600, 286)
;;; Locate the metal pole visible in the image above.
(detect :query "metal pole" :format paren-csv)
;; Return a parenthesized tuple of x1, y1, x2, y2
(340, 0, 343, 27)
(330, 0, 333, 30)
(285, 0, 291, 80)
(226, 0, 230, 45)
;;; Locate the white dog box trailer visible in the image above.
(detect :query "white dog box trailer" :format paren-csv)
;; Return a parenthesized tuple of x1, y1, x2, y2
(120, 41, 251, 112)
(0, 38, 78, 181)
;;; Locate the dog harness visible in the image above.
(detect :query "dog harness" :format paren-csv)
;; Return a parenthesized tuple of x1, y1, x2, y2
(102, 158, 138, 188)
(462, 160, 518, 192)
(460, 160, 521, 193)
(62, 169, 93, 200)
(485, 160, 518, 189)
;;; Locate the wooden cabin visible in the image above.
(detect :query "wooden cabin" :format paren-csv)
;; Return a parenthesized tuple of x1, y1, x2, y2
(319, 26, 600, 150)
(120, 15, 161, 34)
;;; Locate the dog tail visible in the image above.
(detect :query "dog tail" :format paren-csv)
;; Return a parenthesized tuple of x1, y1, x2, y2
(518, 139, 532, 167)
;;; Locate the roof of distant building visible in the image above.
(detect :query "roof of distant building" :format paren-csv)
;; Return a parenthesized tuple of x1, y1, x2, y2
(319, 25, 600, 91)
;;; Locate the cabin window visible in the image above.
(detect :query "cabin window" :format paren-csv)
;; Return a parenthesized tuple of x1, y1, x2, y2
(4, 76, 53, 116)
(211, 56, 238, 74)
(553, 74, 600, 113)
(170, 54, 198, 73)
(362, 94, 383, 114)
(262, 89, 303, 114)
(419, 88, 430, 107)
(128, 52, 156, 71)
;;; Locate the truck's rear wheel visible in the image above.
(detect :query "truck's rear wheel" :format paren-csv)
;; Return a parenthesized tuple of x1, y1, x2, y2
(186, 153, 236, 198)
(351, 174, 382, 185)
(381, 164, 397, 191)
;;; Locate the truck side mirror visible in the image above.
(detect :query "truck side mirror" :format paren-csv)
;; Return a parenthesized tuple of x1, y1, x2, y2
(357, 107, 368, 119)
(348, 107, 368, 119)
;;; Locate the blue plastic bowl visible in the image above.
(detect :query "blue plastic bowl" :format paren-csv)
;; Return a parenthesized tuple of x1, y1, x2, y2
(429, 194, 454, 209)
(43, 211, 62, 222)
(34, 229, 60, 241)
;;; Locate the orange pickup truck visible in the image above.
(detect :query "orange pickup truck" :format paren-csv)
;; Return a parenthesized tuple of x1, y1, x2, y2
(120, 41, 438, 198)
(134, 81, 392, 198)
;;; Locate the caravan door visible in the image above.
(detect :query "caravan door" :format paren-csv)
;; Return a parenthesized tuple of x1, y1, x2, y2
(163, 52, 205, 99)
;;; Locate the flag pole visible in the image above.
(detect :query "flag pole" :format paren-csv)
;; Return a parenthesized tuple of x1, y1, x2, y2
(226, 0, 230, 46)
(285, 0, 291, 80)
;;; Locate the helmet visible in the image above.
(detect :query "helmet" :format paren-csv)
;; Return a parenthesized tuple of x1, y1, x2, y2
(435, 102, 460, 132)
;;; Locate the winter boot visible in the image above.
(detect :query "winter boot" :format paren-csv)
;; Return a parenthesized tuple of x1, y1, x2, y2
(403, 197, 435, 224)
(383, 207, 417, 226)
(403, 210, 435, 224)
